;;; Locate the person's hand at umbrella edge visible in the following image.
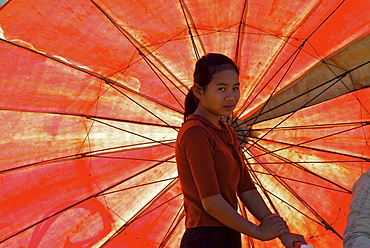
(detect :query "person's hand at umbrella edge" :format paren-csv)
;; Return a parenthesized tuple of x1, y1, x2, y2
(239, 189, 307, 247)
(259, 213, 291, 240)
(279, 232, 307, 248)
(201, 193, 289, 241)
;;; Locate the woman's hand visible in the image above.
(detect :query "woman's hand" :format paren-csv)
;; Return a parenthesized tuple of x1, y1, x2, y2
(279, 232, 307, 248)
(256, 214, 290, 241)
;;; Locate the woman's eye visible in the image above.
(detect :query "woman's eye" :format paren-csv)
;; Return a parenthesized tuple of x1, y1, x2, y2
(218, 87, 225, 91)
(233, 87, 239, 90)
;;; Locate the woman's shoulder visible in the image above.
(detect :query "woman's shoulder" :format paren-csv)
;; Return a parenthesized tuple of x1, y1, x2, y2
(180, 118, 212, 136)
(177, 117, 215, 144)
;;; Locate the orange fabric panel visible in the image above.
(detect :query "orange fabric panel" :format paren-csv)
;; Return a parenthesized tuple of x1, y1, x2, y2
(237, 0, 369, 118)
(103, 180, 183, 247)
(251, 88, 370, 160)
(1, 144, 176, 244)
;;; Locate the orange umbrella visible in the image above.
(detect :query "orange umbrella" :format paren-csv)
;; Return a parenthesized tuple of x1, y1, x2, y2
(0, 0, 369, 247)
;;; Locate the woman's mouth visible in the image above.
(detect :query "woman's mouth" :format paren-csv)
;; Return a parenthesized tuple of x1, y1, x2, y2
(223, 105, 235, 110)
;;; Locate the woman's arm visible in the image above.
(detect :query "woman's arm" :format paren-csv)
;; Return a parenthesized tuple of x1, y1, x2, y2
(239, 189, 307, 248)
(201, 193, 289, 241)
(238, 189, 273, 221)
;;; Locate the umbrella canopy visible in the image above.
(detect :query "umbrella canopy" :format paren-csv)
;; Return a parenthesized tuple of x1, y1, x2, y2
(1, 0, 369, 247)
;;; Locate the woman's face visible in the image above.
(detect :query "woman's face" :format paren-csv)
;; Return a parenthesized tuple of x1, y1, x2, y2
(195, 69, 240, 124)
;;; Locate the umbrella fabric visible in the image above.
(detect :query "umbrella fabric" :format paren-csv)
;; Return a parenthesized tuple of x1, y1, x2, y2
(0, 0, 369, 247)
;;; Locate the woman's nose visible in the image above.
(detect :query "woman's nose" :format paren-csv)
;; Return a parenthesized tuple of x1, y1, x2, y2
(225, 95, 235, 101)
(225, 92, 239, 101)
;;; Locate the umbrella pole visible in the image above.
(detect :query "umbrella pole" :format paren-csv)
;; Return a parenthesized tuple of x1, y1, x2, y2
(294, 242, 314, 248)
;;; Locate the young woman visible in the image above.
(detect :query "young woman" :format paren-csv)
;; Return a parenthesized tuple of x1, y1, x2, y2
(175, 53, 306, 248)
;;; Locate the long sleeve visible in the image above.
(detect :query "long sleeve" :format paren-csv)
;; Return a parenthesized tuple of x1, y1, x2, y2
(344, 170, 370, 248)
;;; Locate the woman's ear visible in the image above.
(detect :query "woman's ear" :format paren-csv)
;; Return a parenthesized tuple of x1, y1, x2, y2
(192, 84, 203, 98)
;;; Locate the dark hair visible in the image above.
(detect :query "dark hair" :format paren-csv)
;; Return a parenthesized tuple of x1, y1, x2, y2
(184, 53, 239, 120)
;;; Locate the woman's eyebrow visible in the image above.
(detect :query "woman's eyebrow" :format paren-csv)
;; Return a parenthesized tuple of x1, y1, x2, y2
(215, 82, 240, 86)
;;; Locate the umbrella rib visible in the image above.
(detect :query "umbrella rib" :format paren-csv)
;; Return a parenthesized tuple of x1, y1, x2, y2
(103, 193, 183, 247)
(100, 178, 181, 246)
(246, 149, 345, 239)
(307, 47, 370, 117)
(234, 0, 249, 65)
(98, 177, 178, 196)
(0, 108, 179, 174)
(179, 0, 203, 59)
(235, 37, 305, 123)
(232, 25, 339, 125)
(234, 25, 307, 122)
(251, 178, 333, 231)
(247, 158, 319, 223)
(90, 155, 176, 164)
(245, 157, 330, 233)
(105, 50, 187, 114)
(90, 116, 177, 146)
(0, 155, 176, 244)
(242, 64, 367, 151)
(249, 160, 364, 165)
(91, 0, 189, 98)
(251, 170, 350, 194)
(0, 37, 185, 116)
(246, 120, 370, 150)
(0, 139, 176, 175)
(106, 78, 185, 117)
(235, 0, 353, 124)
(0, 107, 181, 129)
(241, 60, 370, 125)
(0, 37, 103, 78)
(246, 139, 353, 193)
(107, 81, 180, 132)
(250, 121, 370, 131)
(138, 53, 185, 109)
(95, 155, 176, 199)
(305, 0, 346, 41)
(113, 75, 185, 115)
(159, 205, 185, 247)
(248, 121, 370, 164)
(245, 159, 279, 213)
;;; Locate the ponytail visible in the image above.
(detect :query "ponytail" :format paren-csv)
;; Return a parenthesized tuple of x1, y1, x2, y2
(184, 88, 199, 121)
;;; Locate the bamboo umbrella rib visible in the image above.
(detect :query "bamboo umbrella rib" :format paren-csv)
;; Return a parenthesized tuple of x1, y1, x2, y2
(179, 0, 202, 60)
(242, 63, 370, 154)
(90, 118, 177, 147)
(0, 37, 186, 116)
(236, 0, 357, 123)
(247, 151, 345, 239)
(99, 177, 178, 196)
(250, 121, 370, 131)
(245, 141, 353, 193)
(159, 205, 185, 248)
(91, 0, 189, 92)
(305, 0, 346, 41)
(0, 138, 176, 175)
(234, 0, 249, 66)
(242, 59, 370, 126)
(248, 122, 370, 162)
(236, 41, 305, 122)
(0, 155, 176, 244)
(250, 170, 351, 194)
(100, 178, 180, 246)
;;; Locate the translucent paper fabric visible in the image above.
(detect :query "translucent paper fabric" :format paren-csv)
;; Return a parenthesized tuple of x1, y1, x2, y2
(0, 0, 369, 247)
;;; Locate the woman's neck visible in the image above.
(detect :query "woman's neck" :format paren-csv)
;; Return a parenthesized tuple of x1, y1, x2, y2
(193, 110, 221, 129)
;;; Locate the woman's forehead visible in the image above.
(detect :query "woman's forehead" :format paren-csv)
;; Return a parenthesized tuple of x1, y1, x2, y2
(210, 69, 239, 84)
